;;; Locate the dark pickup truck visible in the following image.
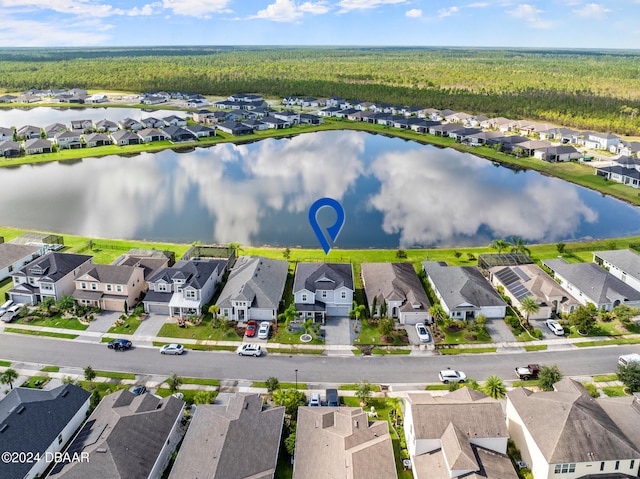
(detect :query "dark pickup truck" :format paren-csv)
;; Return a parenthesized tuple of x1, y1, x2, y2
(515, 364, 540, 380)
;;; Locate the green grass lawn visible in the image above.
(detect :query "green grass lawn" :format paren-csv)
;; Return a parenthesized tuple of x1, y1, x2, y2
(16, 313, 88, 330)
(20, 376, 50, 388)
(107, 316, 144, 335)
(174, 377, 220, 386)
(95, 370, 136, 380)
(0, 360, 11, 367)
(4, 328, 78, 340)
(602, 386, 628, 397)
(439, 326, 492, 345)
(425, 384, 451, 390)
(78, 380, 130, 398)
(567, 319, 640, 338)
(439, 347, 497, 355)
(575, 337, 640, 347)
(252, 382, 306, 389)
(353, 320, 409, 346)
(512, 379, 541, 388)
(593, 374, 618, 382)
(40, 366, 60, 372)
(271, 322, 325, 345)
(157, 316, 242, 341)
(155, 387, 216, 404)
(338, 384, 382, 392)
(523, 345, 548, 352)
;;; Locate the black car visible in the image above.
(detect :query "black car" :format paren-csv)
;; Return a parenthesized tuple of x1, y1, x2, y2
(326, 388, 339, 407)
(107, 338, 132, 351)
(132, 385, 146, 396)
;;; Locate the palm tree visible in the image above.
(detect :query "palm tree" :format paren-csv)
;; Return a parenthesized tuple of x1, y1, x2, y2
(429, 304, 447, 322)
(519, 296, 540, 323)
(489, 238, 510, 254)
(0, 368, 18, 390)
(509, 236, 531, 255)
(167, 374, 183, 394)
(208, 304, 220, 319)
(481, 375, 507, 399)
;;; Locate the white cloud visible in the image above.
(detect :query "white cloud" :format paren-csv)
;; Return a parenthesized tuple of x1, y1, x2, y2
(572, 3, 610, 18)
(162, 0, 231, 17)
(466, 2, 489, 7)
(405, 8, 422, 17)
(252, 0, 329, 22)
(337, 0, 407, 12)
(1, 0, 158, 17)
(0, 18, 111, 45)
(438, 6, 459, 17)
(507, 4, 554, 28)
(299, 1, 330, 14)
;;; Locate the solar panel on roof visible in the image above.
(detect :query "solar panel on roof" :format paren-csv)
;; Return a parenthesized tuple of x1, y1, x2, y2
(514, 266, 531, 282)
(50, 420, 107, 474)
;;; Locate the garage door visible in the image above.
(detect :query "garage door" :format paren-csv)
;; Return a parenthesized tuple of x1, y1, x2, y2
(401, 312, 430, 325)
(146, 302, 170, 315)
(10, 294, 34, 305)
(326, 305, 350, 317)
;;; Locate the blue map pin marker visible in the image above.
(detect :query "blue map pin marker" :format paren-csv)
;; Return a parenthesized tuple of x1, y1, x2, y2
(308, 198, 346, 255)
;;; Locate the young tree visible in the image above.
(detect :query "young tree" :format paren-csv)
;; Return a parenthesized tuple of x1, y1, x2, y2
(380, 300, 387, 318)
(371, 295, 378, 318)
(556, 242, 566, 254)
(284, 431, 297, 456)
(613, 304, 640, 322)
(208, 304, 220, 319)
(519, 296, 540, 322)
(539, 364, 563, 391)
(39, 296, 57, 316)
(193, 390, 215, 404)
(0, 368, 18, 390)
(282, 247, 291, 260)
(378, 316, 395, 337)
(396, 249, 407, 259)
(272, 389, 307, 420)
(509, 236, 531, 255)
(617, 362, 640, 393)
(569, 304, 597, 333)
(356, 379, 373, 406)
(56, 295, 76, 312)
(90, 389, 101, 410)
(84, 365, 96, 382)
(489, 238, 510, 254)
(166, 374, 183, 394)
(278, 303, 298, 328)
(481, 375, 507, 399)
(429, 304, 447, 322)
(265, 377, 280, 394)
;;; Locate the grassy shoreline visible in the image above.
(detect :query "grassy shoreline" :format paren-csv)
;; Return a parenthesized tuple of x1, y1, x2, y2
(1, 105, 640, 207)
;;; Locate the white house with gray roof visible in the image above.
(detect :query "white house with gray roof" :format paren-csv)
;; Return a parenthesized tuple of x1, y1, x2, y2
(542, 258, 640, 311)
(49, 390, 184, 479)
(593, 249, 640, 293)
(293, 262, 354, 322)
(169, 393, 284, 479)
(0, 242, 41, 282)
(0, 384, 90, 479)
(422, 261, 507, 320)
(144, 259, 228, 317)
(361, 262, 431, 324)
(216, 256, 288, 322)
(507, 379, 640, 479)
(404, 388, 516, 479)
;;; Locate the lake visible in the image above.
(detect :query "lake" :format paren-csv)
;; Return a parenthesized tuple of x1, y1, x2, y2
(1, 129, 639, 249)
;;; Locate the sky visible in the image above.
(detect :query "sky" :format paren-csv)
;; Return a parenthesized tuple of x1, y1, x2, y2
(0, 0, 639, 49)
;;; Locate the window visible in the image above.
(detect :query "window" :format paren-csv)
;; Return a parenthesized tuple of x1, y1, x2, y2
(91, 283, 97, 290)
(321, 290, 327, 298)
(341, 291, 347, 299)
(40, 283, 53, 291)
(554, 464, 576, 474)
(106, 284, 112, 292)
(302, 294, 307, 302)
(116, 285, 123, 292)
(8, 265, 12, 273)
(615, 461, 620, 471)
(631, 460, 635, 470)
(185, 290, 196, 299)
(157, 283, 167, 292)
(81, 282, 87, 290)
(601, 462, 605, 471)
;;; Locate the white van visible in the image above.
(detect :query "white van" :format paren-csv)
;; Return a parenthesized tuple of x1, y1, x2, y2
(618, 353, 640, 367)
(1, 304, 21, 323)
(0, 300, 14, 316)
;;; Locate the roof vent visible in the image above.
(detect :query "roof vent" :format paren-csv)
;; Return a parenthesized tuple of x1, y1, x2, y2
(61, 390, 69, 397)
(0, 424, 8, 433)
(16, 406, 25, 414)
(96, 448, 107, 453)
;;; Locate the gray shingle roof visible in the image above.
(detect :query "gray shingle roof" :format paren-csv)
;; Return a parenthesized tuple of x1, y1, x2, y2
(76, 263, 140, 285)
(0, 243, 41, 270)
(542, 258, 640, 304)
(0, 385, 90, 479)
(293, 263, 354, 293)
(49, 390, 184, 479)
(593, 249, 640, 283)
(148, 259, 227, 290)
(361, 262, 431, 312)
(216, 256, 288, 311)
(169, 393, 284, 479)
(12, 252, 92, 282)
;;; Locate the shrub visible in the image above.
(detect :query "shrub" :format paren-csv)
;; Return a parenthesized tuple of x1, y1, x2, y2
(582, 382, 600, 398)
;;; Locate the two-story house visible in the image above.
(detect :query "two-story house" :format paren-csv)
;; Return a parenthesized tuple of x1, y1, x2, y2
(72, 263, 145, 312)
(216, 256, 288, 322)
(143, 259, 228, 318)
(0, 243, 42, 282)
(293, 263, 354, 323)
(8, 252, 92, 305)
(593, 249, 640, 293)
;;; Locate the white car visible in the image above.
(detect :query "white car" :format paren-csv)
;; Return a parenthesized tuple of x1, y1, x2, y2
(237, 343, 263, 357)
(546, 319, 565, 336)
(0, 300, 14, 316)
(308, 393, 321, 407)
(438, 369, 467, 384)
(160, 343, 185, 355)
(258, 321, 271, 340)
(1, 304, 21, 323)
(415, 323, 431, 342)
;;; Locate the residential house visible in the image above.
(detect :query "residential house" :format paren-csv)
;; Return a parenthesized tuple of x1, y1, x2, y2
(140, 117, 165, 129)
(44, 123, 67, 138)
(110, 130, 141, 146)
(17, 125, 42, 140)
(0, 127, 14, 142)
(489, 264, 580, 319)
(48, 390, 184, 479)
(216, 120, 253, 136)
(293, 407, 397, 479)
(143, 259, 228, 317)
(326, 96, 345, 108)
(584, 132, 620, 150)
(513, 139, 552, 156)
(94, 119, 119, 132)
(595, 157, 640, 188)
(216, 256, 288, 322)
(84, 93, 107, 103)
(533, 145, 582, 162)
(69, 119, 92, 131)
(163, 125, 196, 142)
(0, 94, 17, 103)
(23, 138, 53, 154)
(240, 119, 268, 131)
(361, 262, 431, 324)
(72, 263, 146, 311)
(614, 140, 640, 157)
(293, 263, 355, 322)
(117, 118, 143, 131)
(410, 120, 441, 134)
(260, 116, 290, 129)
(0, 140, 21, 158)
(0, 384, 90, 479)
(506, 379, 640, 479)
(542, 258, 640, 311)
(54, 130, 83, 149)
(168, 393, 284, 479)
(15, 94, 40, 103)
(318, 106, 342, 117)
(185, 124, 216, 138)
(140, 93, 169, 105)
(82, 132, 112, 147)
(299, 113, 323, 125)
(444, 111, 473, 123)
(334, 108, 359, 118)
(593, 249, 640, 293)
(422, 261, 507, 320)
(428, 123, 463, 136)
(464, 130, 505, 146)
(404, 389, 517, 479)
(537, 127, 578, 143)
(137, 128, 169, 143)
(448, 127, 482, 141)
(162, 115, 187, 127)
(480, 117, 515, 131)
(185, 98, 210, 108)
(8, 252, 92, 305)
(273, 110, 299, 124)
(110, 250, 170, 282)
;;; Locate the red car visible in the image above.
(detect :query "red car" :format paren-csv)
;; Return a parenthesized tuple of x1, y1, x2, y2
(245, 320, 257, 338)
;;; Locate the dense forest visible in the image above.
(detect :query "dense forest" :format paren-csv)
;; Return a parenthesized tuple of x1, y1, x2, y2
(1, 46, 640, 135)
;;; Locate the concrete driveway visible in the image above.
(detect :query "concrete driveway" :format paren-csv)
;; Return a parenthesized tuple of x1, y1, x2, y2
(134, 314, 169, 338)
(485, 318, 518, 343)
(85, 311, 121, 333)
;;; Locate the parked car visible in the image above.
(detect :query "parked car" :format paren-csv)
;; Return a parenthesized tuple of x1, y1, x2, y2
(545, 319, 565, 336)
(309, 393, 321, 407)
(236, 343, 262, 357)
(160, 343, 184, 355)
(0, 300, 14, 316)
(107, 338, 133, 351)
(438, 369, 467, 384)
(415, 323, 431, 342)
(515, 364, 541, 380)
(326, 388, 339, 407)
(132, 385, 146, 396)
(618, 353, 640, 367)
(245, 320, 257, 338)
(1, 304, 21, 323)
(258, 321, 271, 339)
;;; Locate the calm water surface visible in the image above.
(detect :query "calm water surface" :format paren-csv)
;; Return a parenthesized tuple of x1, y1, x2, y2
(0, 130, 639, 248)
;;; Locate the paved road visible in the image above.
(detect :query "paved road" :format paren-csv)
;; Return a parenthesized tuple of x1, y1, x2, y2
(1, 334, 639, 384)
